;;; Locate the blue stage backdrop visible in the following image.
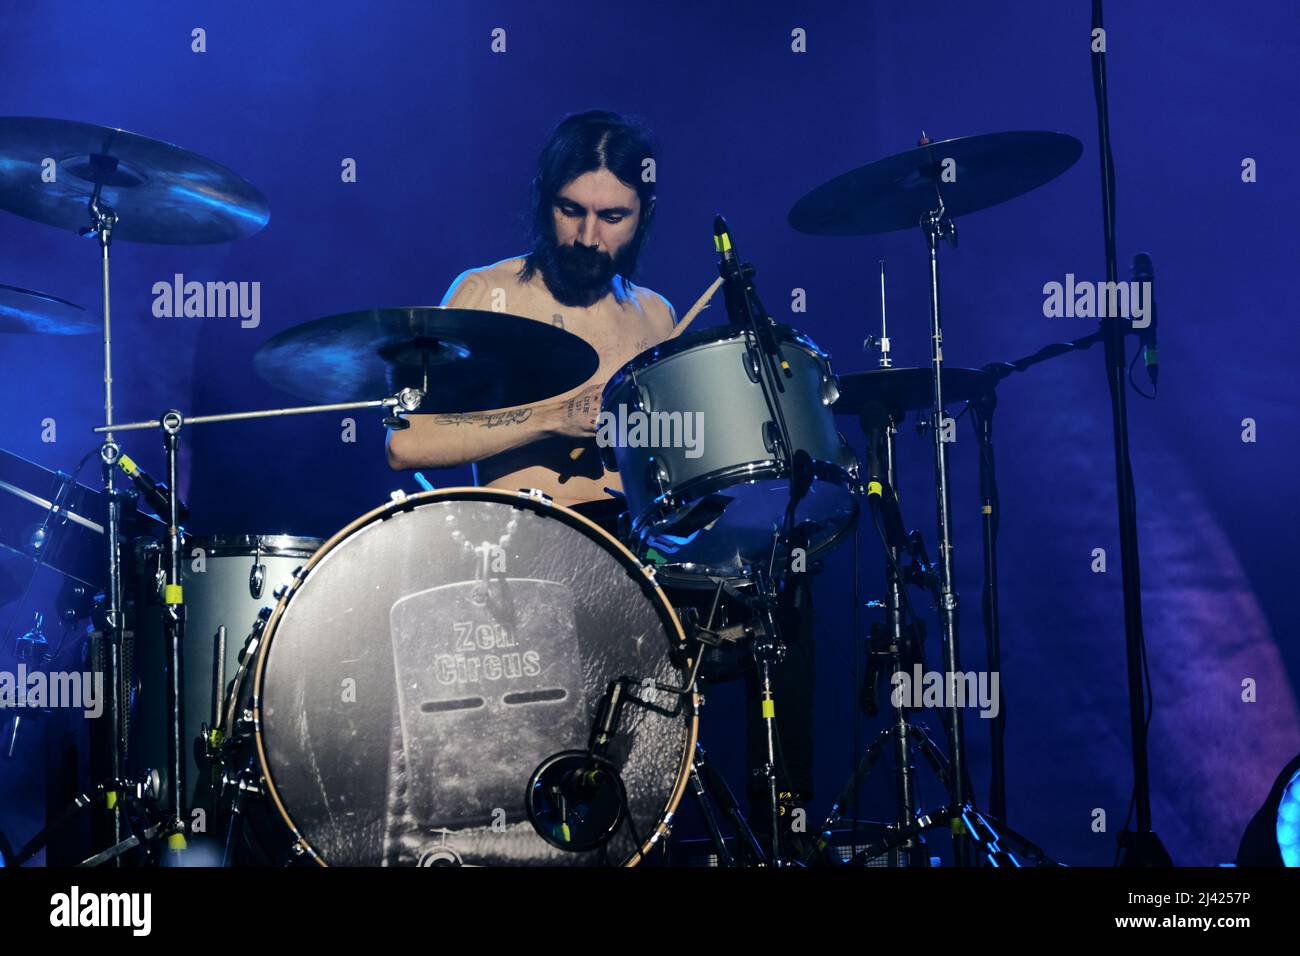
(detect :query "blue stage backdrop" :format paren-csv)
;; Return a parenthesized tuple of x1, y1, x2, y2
(1, 0, 1297, 866)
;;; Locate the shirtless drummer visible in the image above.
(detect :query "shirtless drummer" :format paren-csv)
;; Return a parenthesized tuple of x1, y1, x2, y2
(386, 110, 818, 860)
(385, 110, 673, 505)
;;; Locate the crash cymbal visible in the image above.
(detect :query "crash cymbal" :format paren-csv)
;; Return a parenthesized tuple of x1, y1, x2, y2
(789, 131, 1083, 236)
(0, 117, 269, 244)
(833, 367, 995, 419)
(253, 307, 601, 412)
(0, 284, 95, 335)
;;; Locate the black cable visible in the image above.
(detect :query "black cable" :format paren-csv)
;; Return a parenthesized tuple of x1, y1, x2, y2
(618, 796, 648, 867)
(1127, 344, 1156, 399)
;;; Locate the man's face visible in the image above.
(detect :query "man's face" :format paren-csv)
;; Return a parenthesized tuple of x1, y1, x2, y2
(540, 169, 647, 304)
(552, 168, 642, 254)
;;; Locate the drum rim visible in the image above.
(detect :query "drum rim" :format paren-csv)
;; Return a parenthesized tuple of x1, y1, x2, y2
(629, 460, 860, 557)
(601, 322, 831, 404)
(135, 533, 323, 558)
(248, 486, 698, 867)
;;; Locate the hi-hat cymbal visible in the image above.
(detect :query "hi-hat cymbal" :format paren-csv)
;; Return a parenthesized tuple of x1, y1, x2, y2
(0, 117, 269, 244)
(0, 284, 95, 335)
(833, 367, 995, 419)
(789, 131, 1083, 236)
(253, 307, 601, 412)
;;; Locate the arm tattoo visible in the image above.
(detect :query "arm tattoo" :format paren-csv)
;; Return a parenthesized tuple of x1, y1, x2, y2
(565, 392, 595, 419)
(432, 408, 534, 428)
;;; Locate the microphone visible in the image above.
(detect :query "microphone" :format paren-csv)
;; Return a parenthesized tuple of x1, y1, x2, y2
(118, 453, 189, 522)
(713, 214, 738, 271)
(1131, 252, 1158, 389)
(526, 750, 627, 851)
(714, 215, 747, 330)
(562, 765, 610, 794)
(714, 215, 791, 375)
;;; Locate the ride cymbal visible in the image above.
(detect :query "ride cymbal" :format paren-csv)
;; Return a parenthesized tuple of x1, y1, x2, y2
(789, 131, 1083, 236)
(253, 306, 601, 412)
(0, 117, 269, 244)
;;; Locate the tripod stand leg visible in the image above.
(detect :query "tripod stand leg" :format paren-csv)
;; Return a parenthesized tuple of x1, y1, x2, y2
(816, 728, 890, 838)
(13, 787, 100, 866)
(909, 722, 955, 795)
(688, 764, 734, 866)
(221, 786, 246, 868)
(693, 743, 766, 866)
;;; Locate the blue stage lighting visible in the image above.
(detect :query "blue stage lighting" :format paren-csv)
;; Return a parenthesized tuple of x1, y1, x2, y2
(1279, 768, 1300, 867)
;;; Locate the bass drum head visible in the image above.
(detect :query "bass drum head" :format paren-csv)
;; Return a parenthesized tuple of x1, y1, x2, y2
(252, 488, 696, 866)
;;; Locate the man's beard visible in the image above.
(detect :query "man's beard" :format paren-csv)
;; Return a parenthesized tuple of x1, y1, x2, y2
(534, 239, 633, 307)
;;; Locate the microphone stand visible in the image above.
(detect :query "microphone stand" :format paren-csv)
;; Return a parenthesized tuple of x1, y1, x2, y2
(714, 217, 801, 865)
(970, 390, 1006, 823)
(1088, 0, 1169, 866)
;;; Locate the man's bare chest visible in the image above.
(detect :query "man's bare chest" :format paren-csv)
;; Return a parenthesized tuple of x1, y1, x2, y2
(514, 290, 657, 376)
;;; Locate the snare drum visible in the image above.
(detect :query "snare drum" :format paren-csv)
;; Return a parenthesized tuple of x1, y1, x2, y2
(220, 488, 697, 866)
(601, 324, 859, 584)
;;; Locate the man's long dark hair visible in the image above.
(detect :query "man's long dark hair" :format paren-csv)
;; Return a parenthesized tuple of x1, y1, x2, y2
(520, 110, 657, 284)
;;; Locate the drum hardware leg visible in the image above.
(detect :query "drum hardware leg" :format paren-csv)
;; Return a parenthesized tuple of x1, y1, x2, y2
(844, 800, 1060, 869)
(688, 742, 767, 867)
(4, 713, 21, 760)
(199, 624, 229, 767)
(220, 763, 261, 867)
(687, 762, 734, 867)
(810, 725, 907, 866)
(79, 817, 167, 867)
(11, 772, 159, 866)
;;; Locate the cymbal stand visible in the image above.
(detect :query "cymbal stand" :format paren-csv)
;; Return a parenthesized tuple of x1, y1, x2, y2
(825, 397, 943, 867)
(86, 388, 423, 863)
(81, 185, 129, 856)
(919, 183, 973, 866)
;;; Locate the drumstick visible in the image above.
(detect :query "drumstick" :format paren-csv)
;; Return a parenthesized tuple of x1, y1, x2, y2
(569, 276, 724, 461)
(666, 275, 723, 340)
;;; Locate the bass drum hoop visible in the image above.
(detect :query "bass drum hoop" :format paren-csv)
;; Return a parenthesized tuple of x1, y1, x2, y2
(248, 486, 698, 867)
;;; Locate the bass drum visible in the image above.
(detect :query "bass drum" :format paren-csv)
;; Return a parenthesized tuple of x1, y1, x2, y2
(227, 488, 697, 866)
